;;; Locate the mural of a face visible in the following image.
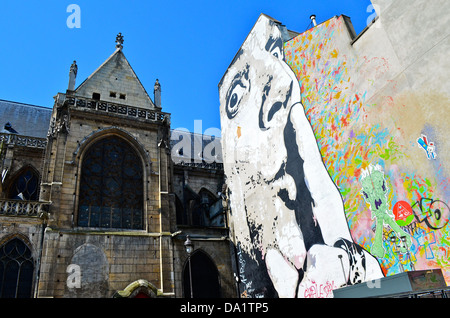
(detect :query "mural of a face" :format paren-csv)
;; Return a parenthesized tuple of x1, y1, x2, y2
(219, 15, 384, 297)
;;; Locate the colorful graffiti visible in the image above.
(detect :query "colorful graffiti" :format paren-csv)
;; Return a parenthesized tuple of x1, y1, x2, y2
(220, 13, 449, 297)
(284, 15, 450, 287)
(360, 164, 412, 258)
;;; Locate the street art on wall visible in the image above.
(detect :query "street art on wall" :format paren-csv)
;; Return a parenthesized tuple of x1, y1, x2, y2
(359, 164, 412, 258)
(220, 13, 450, 297)
(283, 14, 450, 290)
(417, 134, 436, 160)
(219, 14, 383, 298)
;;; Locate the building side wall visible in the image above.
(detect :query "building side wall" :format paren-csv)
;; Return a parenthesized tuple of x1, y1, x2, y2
(219, 3, 449, 298)
(284, 6, 449, 286)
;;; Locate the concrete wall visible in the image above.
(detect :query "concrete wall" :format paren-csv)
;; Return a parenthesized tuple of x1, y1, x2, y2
(219, 0, 449, 298)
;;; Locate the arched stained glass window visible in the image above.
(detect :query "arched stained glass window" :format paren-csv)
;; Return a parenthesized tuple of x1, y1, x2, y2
(78, 136, 144, 229)
(8, 168, 39, 200)
(0, 238, 34, 298)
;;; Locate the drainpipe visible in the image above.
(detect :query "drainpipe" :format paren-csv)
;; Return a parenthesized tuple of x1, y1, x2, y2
(34, 209, 49, 298)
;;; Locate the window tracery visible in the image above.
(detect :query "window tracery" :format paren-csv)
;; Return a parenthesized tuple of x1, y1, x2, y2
(78, 136, 143, 229)
(0, 238, 34, 298)
(8, 167, 39, 201)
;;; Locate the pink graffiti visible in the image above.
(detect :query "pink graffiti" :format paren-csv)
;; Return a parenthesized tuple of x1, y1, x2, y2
(303, 280, 337, 298)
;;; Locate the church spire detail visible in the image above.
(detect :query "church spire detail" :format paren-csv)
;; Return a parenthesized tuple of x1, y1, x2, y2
(116, 33, 124, 49)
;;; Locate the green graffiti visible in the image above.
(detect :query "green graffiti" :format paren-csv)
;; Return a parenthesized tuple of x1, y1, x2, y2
(360, 164, 412, 258)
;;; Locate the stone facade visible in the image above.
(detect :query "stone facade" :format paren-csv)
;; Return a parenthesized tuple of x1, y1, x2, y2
(0, 38, 234, 298)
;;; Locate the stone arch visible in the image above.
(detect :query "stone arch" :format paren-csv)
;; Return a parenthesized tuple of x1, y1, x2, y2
(6, 165, 40, 200)
(74, 132, 146, 229)
(0, 235, 34, 298)
(72, 126, 150, 172)
(113, 279, 158, 298)
(183, 249, 221, 298)
(198, 187, 218, 202)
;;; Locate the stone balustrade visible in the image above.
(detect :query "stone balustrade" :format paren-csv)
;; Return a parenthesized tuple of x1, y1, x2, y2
(0, 199, 50, 217)
(0, 133, 47, 149)
(67, 95, 170, 123)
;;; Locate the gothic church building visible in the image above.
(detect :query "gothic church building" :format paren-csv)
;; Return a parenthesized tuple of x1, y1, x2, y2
(0, 34, 235, 298)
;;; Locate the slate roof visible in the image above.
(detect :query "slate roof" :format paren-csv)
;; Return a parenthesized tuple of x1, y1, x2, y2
(74, 48, 156, 110)
(0, 99, 52, 138)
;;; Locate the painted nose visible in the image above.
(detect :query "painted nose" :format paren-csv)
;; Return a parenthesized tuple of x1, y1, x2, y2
(259, 79, 293, 130)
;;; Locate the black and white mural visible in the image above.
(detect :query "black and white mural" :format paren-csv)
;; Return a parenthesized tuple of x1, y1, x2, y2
(219, 14, 384, 298)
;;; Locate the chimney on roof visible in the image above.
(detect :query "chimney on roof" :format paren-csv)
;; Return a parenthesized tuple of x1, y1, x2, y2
(310, 14, 317, 27)
(68, 60, 78, 92)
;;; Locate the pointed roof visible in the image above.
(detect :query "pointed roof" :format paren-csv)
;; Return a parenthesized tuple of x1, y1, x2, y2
(75, 40, 156, 110)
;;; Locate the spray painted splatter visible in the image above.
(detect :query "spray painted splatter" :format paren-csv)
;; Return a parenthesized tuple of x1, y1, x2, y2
(284, 16, 450, 284)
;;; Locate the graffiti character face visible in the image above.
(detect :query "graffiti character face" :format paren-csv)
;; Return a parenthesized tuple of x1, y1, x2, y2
(360, 164, 389, 218)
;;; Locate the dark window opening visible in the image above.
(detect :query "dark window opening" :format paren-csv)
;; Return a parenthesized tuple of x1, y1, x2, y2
(7, 168, 39, 201)
(119, 94, 126, 100)
(92, 93, 101, 100)
(78, 136, 144, 229)
(110, 92, 117, 98)
(183, 251, 221, 298)
(179, 187, 224, 227)
(0, 238, 34, 298)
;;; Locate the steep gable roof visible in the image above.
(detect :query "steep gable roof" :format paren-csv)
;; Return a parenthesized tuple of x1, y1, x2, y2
(75, 48, 156, 110)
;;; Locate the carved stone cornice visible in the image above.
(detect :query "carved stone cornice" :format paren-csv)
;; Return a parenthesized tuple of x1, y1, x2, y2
(65, 94, 170, 125)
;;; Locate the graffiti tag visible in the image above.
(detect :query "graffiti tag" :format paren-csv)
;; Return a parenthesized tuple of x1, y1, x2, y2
(304, 280, 336, 298)
(417, 134, 436, 159)
(393, 200, 414, 226)
(411, 198, 449, 230)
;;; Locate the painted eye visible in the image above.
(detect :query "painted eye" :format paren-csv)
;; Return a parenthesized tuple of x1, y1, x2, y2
(226, 81, 246, 119)
(271, 47, 283, 60)
(230, 93, 239, 109)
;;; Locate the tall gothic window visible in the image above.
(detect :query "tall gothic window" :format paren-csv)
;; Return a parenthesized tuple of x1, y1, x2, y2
(0, 238, 34, 298)
(78, 136, 144, 229)
(8, 167, 39, 201)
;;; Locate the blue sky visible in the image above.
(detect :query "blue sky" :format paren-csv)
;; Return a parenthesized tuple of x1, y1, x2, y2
(0, 0, 374, 133)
